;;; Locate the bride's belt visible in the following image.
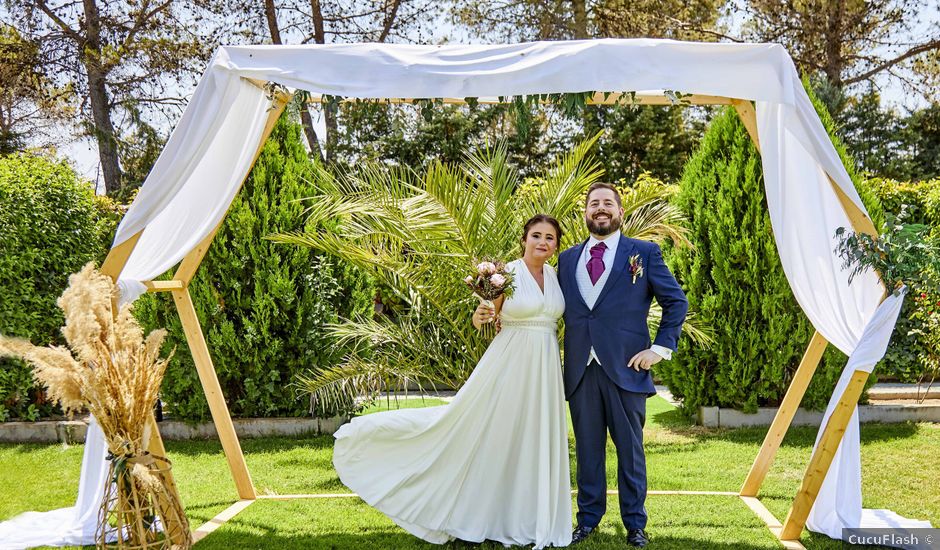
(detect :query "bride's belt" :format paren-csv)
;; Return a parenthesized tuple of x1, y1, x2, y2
(500, 319, 558, 334)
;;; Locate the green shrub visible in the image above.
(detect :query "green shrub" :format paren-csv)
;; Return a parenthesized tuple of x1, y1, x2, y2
(660, 96, 884, 414)
(0, 153, 113, 420)
(866, 176, 940, 382)
(867, 177, 940, 226)
(134, 112, 374, 421)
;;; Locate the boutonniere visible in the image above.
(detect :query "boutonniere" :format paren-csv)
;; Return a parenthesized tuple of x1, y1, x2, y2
(629, 254, 644, 284)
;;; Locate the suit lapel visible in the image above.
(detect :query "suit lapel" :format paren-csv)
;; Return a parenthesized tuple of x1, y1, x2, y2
(593, 234, 634, 308)
(566, 240, 590, 310)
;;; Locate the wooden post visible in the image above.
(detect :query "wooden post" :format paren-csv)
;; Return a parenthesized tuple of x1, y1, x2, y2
(828, 175, 878, 237)
(100, 230, 143, 280)
(157, 89, 290, 500)
(740, 331, 828, 496)
(731, 98, 760, 150)
(146, 414, 193, 546)
(97, 82, 290, 506)
(172, 287, 256, 499)
(779, 369, 870, 540)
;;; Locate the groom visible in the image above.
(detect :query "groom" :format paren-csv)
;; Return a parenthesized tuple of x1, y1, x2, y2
(559, 182, 688, 547)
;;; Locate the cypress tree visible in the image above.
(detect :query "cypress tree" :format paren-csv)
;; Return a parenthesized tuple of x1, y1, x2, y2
(136, 112, 374, 420)
(660, 88, 883, 414)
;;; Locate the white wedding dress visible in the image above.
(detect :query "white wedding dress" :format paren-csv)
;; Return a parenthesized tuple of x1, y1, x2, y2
(333, 259, 572, 548)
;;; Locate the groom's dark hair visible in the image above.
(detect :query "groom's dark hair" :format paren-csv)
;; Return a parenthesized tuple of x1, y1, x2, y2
(586, 182, 622, 207)
(522, 214, 563, 244)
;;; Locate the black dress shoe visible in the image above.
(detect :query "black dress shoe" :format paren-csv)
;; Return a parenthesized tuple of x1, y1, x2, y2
(627, 528, 650, 547)
(571, 525, 595, 544)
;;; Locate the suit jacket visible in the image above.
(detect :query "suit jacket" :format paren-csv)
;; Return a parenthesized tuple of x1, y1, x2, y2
(558, 234, 688, 398)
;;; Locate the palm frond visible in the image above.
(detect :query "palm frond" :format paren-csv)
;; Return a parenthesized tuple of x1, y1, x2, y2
(646, 303, 714, 348)
(294, 356, 447, 416)
(523, 131, 605, 220)
(622, 200, 691, 247)
(274, 136, 707, 409)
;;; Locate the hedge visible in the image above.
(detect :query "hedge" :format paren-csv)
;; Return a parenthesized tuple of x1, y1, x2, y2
(0, 154, 116, 421)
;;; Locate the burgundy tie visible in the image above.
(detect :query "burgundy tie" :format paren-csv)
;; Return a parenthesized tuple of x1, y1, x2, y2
(587, 242, 607, 285)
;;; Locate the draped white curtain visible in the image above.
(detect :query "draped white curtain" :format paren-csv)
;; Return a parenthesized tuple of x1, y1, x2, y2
(3, 39, 928, 548)
(0, 419, 108, 549)
(806, 288, 932, 537)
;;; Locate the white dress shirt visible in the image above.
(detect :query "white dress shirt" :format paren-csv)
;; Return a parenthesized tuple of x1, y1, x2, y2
(575, 233, 672, 365)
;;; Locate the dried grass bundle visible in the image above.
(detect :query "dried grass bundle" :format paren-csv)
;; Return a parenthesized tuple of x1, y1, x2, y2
(0, 262, 190, 549)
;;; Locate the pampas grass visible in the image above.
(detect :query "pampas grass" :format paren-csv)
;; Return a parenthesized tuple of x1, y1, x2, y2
(0, 262, 190, 549)
(0, 262, 172, 456)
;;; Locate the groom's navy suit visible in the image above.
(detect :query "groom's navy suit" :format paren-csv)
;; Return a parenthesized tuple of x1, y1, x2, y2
(559, 233, 687, 530)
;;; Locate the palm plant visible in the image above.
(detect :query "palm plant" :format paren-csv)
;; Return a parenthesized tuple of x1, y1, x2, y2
(271, 135, 709, 412)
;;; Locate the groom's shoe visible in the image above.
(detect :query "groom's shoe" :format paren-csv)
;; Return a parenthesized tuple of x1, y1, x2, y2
(571, 525, 595, 544)
(627, 528, 649, 548)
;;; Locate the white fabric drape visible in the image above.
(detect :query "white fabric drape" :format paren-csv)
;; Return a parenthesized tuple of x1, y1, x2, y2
(31, 38, 914, 546)
(807, 288, 932, 538)
(114, 71, 272, 303)
(111, 39, 874, 305)
(0, 419, 108, 550)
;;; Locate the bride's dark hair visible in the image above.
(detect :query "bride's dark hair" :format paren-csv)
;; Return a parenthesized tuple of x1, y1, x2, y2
(521, 214, 563, 247)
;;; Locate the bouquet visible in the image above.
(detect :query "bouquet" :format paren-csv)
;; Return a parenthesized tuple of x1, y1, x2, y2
(464, 260, 515, 339)
(0, 263, 191, 550)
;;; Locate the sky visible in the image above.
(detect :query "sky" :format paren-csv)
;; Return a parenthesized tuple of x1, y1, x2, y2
(55, 5, 939, 190)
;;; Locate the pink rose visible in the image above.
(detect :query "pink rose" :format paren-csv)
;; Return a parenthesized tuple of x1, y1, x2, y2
(490, 274, 506, 288)
(477, 262, 496, 276)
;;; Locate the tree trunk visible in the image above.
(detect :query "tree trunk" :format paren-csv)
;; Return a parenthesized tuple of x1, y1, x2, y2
(81, 0, 122, 194)
(310, 0, 334, 162)
(264, 0, 321, 159)
(572, 0, 588, 39)
(823, 0, 844, 88)
(264, 0, 282, 44)
(300, 106, 323, 161)
(377, 0, 403, 42)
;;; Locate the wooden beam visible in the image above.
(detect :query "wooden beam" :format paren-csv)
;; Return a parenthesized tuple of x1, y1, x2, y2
(740, 496, 807, 550)
(305, 92, 735, 107)
(99, 230, 143, 280)
(741, 331, 828, 496)
(732, 99, 761, 151)
(172, 288, 256, 499)
(779, 369, 870, 541)
(143, 280, 185, 292)
(173, 92, 291, 285)
(145, 413, 192, 547)
(243, 77, 267, 90)
(828, 175, 878, 238)
(193, 499, 254, 543)
(591, 92, 733, 106)
(173, 223, 224, 286)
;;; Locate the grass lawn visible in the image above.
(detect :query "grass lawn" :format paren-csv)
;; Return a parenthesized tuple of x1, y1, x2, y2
(1, 396, 937, 549)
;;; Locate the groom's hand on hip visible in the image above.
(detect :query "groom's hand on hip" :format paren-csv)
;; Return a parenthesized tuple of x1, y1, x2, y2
(628, 349, 663, 372)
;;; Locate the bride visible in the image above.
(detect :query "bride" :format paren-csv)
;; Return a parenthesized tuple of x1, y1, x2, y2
(332, 213, 572, 548)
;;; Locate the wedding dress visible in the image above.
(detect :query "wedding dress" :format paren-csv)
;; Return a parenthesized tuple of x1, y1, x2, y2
(333, 259, 572, 548)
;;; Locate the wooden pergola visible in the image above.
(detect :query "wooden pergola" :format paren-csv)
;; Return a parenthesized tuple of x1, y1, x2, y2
(98, 84, 881, 549)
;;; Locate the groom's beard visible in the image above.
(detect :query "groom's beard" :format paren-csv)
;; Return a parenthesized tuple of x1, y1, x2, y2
(586, 212, 622, 236)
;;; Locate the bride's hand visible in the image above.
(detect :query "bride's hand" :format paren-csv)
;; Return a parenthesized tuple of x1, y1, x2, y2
(472, 303, 496, 330)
